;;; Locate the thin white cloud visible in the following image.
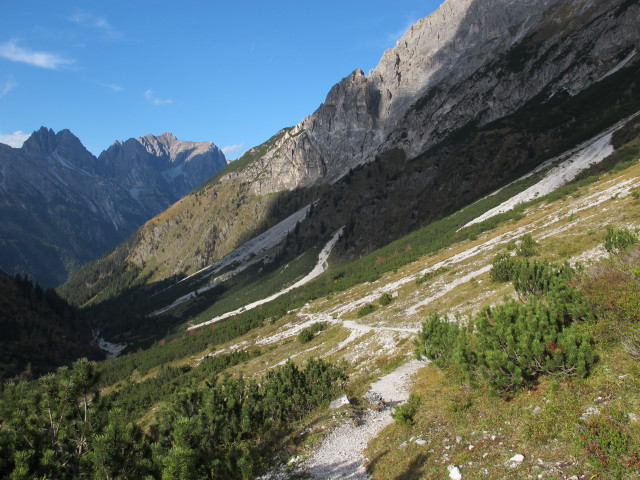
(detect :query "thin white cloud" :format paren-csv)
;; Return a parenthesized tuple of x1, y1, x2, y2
(68, 10, 123, 40)
(1, 77, 17, 97)
(144, 89, 173, 106)
(0, 130, 30, 148)
(99, 81, 122, 92)
(222, 143, 245, 155)
(0, 40, 73, 70)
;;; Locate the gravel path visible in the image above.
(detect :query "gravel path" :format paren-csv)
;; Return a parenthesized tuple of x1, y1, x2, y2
(301, 360, 424, 479)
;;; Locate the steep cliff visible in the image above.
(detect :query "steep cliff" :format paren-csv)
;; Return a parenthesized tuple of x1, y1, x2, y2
(234, 0, 639, 193)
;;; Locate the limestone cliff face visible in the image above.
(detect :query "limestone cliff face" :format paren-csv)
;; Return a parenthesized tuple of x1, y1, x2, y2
(0, 128, 227, 286)
(232, 0, 639, 194)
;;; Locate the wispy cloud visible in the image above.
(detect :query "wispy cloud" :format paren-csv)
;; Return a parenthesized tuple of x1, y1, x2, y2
(68, 10, 123, 40)
(1, 77, 17, 97)
(0, 130, 30, 148)
(0, 40, 73, 69)
(144, 89, 173, 106)
(221, 143, 245, 155)
(98, 81, 122, 92)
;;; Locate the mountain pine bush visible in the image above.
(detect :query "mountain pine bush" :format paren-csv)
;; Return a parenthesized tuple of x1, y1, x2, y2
(415, 313, 460, 368)
(604, 225, 638, 254)
(418, 258, 597, 394)
(489, 253, 516, 282)
(470, 298, 595, 393)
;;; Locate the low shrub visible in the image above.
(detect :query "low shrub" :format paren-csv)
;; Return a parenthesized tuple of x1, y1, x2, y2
(604, 226, 638, 254)
(516, 234, 539, 257)
(489, 254, 516, 282)
(578, 408, 640, 478)
(379, 293, 393, 306)
(391, 394, 421, 426)
(415, 313, 460, 369)
(415, 267, 450, 285)
(298, 322, 327, 343)
(357, 304, 377, 317)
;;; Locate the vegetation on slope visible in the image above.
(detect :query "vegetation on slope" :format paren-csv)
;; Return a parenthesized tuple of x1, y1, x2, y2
(0, 356, 346, 479)
(367, 238, 640, 480)
(0, 271, 102, 380)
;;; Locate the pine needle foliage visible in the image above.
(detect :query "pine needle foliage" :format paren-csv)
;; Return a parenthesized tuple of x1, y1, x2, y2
(416, 258, 597, 395)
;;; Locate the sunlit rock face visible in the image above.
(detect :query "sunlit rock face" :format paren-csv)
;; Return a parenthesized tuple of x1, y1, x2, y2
(234, 0, 639, 193)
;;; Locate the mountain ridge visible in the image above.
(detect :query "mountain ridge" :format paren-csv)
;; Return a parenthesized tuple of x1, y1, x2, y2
(59, 0, 640, 318)
(0, 127, 227, 286)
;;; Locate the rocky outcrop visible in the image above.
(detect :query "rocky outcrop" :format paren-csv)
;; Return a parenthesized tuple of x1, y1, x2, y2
(231, 0, 640, 193)
(0, 128, 227, 286)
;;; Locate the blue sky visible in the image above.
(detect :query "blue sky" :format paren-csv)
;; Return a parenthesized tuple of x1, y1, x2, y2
(0, 1, 441, 159)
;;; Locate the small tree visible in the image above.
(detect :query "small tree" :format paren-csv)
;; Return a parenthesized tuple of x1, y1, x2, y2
(516, 234, 539, 257)
(604, 226, 638, 254)
(415, 313, 460, 368)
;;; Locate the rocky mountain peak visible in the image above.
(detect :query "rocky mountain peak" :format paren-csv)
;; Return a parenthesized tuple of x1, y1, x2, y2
(20, 127, 96, 173)
(21, 127, 57, 154)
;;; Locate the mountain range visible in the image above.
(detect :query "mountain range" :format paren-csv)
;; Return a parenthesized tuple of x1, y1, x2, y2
(0, 128, 227, 286)
(59, 0, 640, 324)
(1, 0, 640, 477)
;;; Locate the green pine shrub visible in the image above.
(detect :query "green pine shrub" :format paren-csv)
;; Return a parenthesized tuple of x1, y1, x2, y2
(511, 259, 573, 298)
(489, 253, 517, 282)
(469, 298, 596, 394)
(391, 394, 421, 426)
(357, 303, 377, 317)
(419, 259, 597, 395)
(415, 313, 460, 368)
(516, 234, 539, 257)
(379, 292, 394, 306)
(297, 322, 327, 343)
(604, 226, 638, 254)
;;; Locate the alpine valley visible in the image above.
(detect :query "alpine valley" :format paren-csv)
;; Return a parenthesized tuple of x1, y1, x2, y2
(1, 0, 640, 479)
(0, 128, 227, 287)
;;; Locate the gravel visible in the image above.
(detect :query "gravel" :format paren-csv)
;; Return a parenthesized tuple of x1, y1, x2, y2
(301, 360, 424, 479)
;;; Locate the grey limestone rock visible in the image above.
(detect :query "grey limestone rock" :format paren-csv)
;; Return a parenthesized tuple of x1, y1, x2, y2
(227, 0, 640, 194)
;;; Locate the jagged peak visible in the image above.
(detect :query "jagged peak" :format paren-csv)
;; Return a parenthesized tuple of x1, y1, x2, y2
(21, 126, 57, 153)
(21, 127, 89, 158)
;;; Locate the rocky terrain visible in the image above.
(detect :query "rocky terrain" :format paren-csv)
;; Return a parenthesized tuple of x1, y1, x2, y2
(0, 127, 227, 286)
(61, 0, 640, 303)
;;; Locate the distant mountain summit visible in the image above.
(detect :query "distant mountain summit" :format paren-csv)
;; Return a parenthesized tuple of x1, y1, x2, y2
(0, 127, 227, 286)
(98, 132, 227, 213)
